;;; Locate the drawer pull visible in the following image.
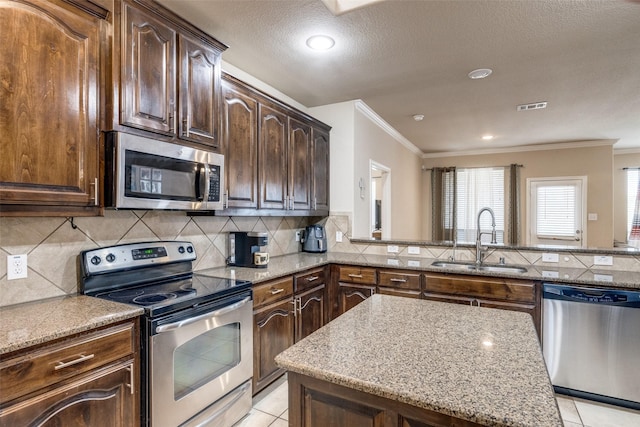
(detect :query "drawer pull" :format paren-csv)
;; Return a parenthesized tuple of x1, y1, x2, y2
(347, 274, 363, 279)
(306, 276, 319, 282)
(54, 353, 95, 370)
(390, 278, 407, 283)
(126, 365, 135, 395)
(270, 288, 285, 295)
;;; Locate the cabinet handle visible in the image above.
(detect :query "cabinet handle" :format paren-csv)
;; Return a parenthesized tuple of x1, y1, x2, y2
(390, 278, 407, 283)
(348, 274, 363, 279)
(169, 111, 175, 132)
(306, 276, 319, 282)
(289, 196, 294, 210)
(290, 299, 299, 317)
(182, 118, 188, 136)
(91, 177, 98, 206)
(314, 197, 317, 210)
(224, 190, 229, 209)
(126, 365, 134, 395)
(270, 288, 285, 295)
(54, 353, 95, 370)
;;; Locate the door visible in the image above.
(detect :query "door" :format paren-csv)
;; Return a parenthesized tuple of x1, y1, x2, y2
(338, 284, 375, 316)
(259, 104, 288, 209)
(312, 126, 330, 211)
(178, 35, 220, 148)
(527, 177, 586, 247)
(295, 284, 326, 342)
(0, 0, 103, 210)
(288, 117, 312, 210)
(122, 2, 176, 135)
(222, 80, 259, 209)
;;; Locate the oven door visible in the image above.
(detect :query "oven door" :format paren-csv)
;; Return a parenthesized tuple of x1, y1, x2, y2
(149, 291, 252, 427)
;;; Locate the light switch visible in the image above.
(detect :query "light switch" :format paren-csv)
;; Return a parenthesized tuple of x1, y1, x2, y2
(594, 256, 613, 266)
(408, 246, 420, 255)
(387, 245, 399, 253)
(336, 231, 343, 242)
(588, 213, 598, 221)
(542, 253, 559, 263)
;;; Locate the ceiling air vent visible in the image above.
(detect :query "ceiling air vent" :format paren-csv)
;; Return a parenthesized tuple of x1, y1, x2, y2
(517, 102, 547, 111)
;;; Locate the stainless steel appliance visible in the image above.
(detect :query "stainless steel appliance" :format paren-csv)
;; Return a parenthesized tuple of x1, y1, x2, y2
(227, 232, 269, 268)
(80, 241, 253, 427)
(105, 132, 224, 211)
(543, 283, 640, 409)
(301, 224, 327, 253)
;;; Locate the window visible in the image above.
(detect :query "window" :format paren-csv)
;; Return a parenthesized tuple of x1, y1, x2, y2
(454, 167, 505, 243)
(628, 169, 640, 242)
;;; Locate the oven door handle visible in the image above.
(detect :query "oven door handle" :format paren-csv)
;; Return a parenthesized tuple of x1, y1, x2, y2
(155, 297, 251, 334)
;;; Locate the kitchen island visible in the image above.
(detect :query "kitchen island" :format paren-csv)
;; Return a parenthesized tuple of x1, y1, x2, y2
(275, 294, 562, 427)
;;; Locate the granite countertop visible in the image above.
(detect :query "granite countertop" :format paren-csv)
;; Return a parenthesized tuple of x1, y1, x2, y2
(275, 294, 562, 427)
(197, 252, 640, 290)
(0, 295, 143, 355)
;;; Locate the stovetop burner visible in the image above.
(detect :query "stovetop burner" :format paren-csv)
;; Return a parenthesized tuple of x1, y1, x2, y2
(133, 292, 177, 305)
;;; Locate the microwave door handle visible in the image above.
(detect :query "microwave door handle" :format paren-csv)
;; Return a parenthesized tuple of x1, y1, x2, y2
(195, 164, 206, 201)
(155, 297, 251, 334)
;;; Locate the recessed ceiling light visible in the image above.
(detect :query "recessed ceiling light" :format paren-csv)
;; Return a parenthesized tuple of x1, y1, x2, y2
(413, 114, 425, 121)
(482, 135, 494, 140)
(468, 68, 493, 79)
(306, 35, 335, 50)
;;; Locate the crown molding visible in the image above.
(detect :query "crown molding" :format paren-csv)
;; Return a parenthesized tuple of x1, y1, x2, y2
(614, 147, 640, 155)
(422, 139, 617, 159)
(354, 101, 423, 156)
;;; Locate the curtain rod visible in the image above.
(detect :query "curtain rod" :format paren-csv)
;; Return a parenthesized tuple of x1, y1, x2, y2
(422, 164, 523, 171)
(622, 167, 640, 171)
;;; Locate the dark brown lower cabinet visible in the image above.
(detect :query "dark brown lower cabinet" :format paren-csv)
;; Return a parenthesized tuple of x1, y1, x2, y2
(295, 284, 326, 343)
(337, 283, 376, 315)
(253, 297, 294, 393)
(288, 372, 483, 427)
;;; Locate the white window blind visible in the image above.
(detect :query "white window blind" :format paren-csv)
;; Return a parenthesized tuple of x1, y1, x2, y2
(536, 185, 576, 238)
(455, 167, 504, 243)
(628, 169, 640, 239)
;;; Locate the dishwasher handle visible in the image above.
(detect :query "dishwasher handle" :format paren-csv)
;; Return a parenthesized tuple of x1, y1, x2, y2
(543, 283, 640, 307)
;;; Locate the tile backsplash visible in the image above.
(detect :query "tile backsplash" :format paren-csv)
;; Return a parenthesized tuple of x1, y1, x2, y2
(0, 211, 320, 307)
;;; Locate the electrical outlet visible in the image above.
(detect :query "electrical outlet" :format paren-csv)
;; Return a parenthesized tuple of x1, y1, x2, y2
(594, 255, 613, 266)
(542, 253, 559, 263)
(7, 254, 28, 280)
(408, 246, 420, 255)
(295, 231, 301, 242)
(387, 245, 399, 253)
(335, 231, 343, 242)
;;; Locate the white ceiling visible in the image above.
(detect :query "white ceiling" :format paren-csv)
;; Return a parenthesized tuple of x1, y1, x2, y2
(158, 0, 640, 154)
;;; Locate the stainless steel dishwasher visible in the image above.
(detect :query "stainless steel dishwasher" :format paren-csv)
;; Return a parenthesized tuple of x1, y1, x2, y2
(543, 283, 640, 410)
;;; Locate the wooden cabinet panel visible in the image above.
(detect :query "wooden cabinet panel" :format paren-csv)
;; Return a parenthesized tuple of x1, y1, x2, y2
(253, 298, 294, 393)
(378, 270, 421, 290)
(295, 284, 326, 343)
(0, 0, 105, 214)
(259, 104, 288, 209)
(337, 266, 377, 285)
(378, 287, 421, 299)
(424, 273, 536, 303)
(222, 78, 258, 208)
(294, 267, 327, 294)
(288, 117, 312, 210)
(178, 35, 220, 148)
(253, 276, 294, 309)
(338, 283, 375, 316)
(122, 2, 176, 135)
(311, 126, 330, 211)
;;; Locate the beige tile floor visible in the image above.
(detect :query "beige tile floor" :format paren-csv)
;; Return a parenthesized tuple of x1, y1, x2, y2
(235, 375, 640, 427)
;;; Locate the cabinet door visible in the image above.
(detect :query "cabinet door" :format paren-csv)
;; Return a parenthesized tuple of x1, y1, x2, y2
(288, 117, 312, 210)
(178, 35, 220, 148)
(259, 104, 288, 209)
(253, 298, 294, 393)
(0, 0, 103, 212)
(0, 361, 136, 427)
(222, 80, 258, 208)
(311, 126, 330, 212)
(295, 284, 326, 343)
(338, 283, 375, 316)
(122, 2, 176, 135)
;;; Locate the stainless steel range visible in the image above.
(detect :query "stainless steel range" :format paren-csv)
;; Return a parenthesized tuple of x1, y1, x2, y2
(80, 241, 253, 427)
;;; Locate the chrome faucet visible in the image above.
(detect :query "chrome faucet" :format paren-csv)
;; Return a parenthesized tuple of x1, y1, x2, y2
(476, 207, 497, 265)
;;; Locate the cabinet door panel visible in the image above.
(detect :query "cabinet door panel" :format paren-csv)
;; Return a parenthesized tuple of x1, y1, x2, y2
(338, 283, 375, 316)
(295, 285, 325, 343)
(179, 35, 219, 148)
(253, 298, 294, 393)
(223, 81, 258, 208)
(259, 104, 288, 209)
(0, 0, 101, 208)
(0, 361, 136, 427)
(312, 126, 330, 211)
(288, 118, 311, 210)
(122, 3, 176, 134)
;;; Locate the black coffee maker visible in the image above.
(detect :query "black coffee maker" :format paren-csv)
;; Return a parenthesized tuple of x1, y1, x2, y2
(227, 232, 269, 268)
(301, 225, 327, 253)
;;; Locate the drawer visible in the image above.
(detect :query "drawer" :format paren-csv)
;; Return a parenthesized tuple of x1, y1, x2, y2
(253, 276, 294, 308)
(0, 321, 135, 404)
(294, 268, 326, 293)
(337, 266, 377, 285)
(423, 273, 536, 303)
(378, 270, 421, 290)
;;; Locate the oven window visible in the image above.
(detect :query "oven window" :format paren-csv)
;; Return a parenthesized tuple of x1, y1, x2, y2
(173, 322, 241, 400)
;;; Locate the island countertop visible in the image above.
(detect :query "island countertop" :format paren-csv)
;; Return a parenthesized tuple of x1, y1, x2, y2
(275, 294, 562, 427)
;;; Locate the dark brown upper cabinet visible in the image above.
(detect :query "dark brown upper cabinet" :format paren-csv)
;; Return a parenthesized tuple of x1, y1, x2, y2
(311, 126, 330, 212)
(0, 0, 108, 216)
(259, 104, 289, 210)
(288, 118, 312, 211)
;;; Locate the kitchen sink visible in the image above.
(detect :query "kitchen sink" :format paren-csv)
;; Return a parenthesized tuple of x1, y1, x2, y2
(430, 261, 527, 274)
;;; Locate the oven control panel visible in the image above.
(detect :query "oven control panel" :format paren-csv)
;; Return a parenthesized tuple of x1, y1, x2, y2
(82, 241, 196, 275)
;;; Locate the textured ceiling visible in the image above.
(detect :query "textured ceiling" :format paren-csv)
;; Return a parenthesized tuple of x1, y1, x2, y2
(158, 0, 640, 154)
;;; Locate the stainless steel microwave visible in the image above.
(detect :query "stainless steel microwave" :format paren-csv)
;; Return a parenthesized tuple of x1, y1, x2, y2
(105, 132, 224, 211)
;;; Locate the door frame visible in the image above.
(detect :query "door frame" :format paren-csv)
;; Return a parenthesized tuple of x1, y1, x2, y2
(369, 160, 391, 239)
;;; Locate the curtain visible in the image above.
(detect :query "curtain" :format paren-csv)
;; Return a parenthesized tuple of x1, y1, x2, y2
(431, 167, 456, 241)
(629, 176, 640, 244)
(506, 164, 521, 245)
